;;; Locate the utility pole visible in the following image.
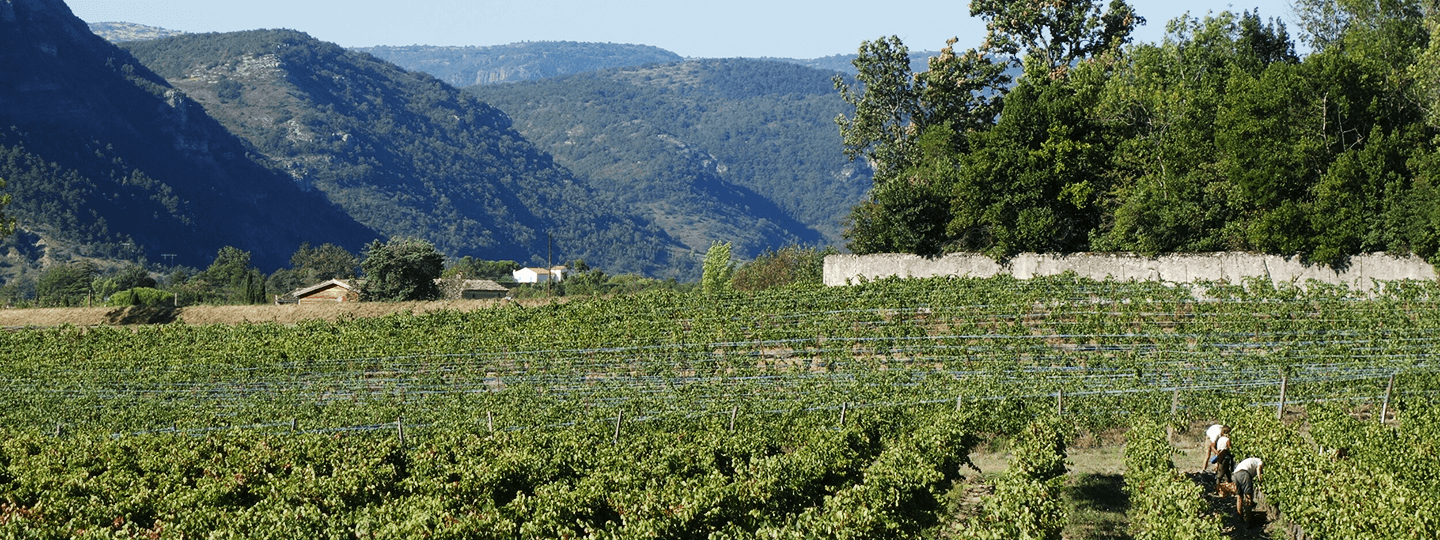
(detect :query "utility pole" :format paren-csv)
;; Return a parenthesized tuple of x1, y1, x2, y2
(546, 232, 552, 295)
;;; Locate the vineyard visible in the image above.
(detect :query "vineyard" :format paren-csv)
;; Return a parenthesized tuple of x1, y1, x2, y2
(1, 274, 1437, 537)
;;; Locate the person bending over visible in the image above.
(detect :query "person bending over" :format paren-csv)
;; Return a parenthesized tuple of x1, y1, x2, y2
(1233, 456, 1263, 518)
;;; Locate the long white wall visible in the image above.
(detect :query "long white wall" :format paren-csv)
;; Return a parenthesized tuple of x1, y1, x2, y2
(823, 252, 1437, 292)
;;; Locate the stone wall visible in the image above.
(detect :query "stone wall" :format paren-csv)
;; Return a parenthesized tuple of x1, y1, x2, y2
(823, 252, 1437, 292)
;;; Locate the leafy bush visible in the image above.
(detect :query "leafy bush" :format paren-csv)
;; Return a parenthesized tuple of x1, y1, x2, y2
(731, 245, 836, 291)
(108, 287, 174, 307)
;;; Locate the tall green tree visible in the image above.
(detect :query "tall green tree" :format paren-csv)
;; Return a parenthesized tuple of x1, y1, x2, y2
(701, 242, 733, 295)
(947, 58, 1117, 257)
(834, 36, 1009, 183)
(1094, 11, 1294, 255)
(970, 0, 1145, 75)
(0, 176, 13, 238)
(360, 238, 444, 301)
(35, 261, 97, 307)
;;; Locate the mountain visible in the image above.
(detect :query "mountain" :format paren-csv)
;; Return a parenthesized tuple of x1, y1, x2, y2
(120, 29, 688, 276)
(87, 21, 185, 42)
(467, 59, 875, 253)
(0, 0, 377, 270)
(764, 51, 940, 75)
(355, 42, 684, 86)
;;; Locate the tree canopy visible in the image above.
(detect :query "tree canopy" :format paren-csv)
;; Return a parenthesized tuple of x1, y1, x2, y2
(839, 0, 1440, 266)
(360, 238, 444, 301)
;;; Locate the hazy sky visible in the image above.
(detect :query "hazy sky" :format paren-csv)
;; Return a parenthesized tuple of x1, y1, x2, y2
(65, 1, 1302, 59)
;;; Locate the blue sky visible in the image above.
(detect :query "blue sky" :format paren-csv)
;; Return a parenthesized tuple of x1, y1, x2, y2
(66, 0, 1302, 59)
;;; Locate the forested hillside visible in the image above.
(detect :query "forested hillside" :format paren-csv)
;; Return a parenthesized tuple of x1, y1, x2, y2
(841, 0, 1440, 266)
(122, 30, 688, 276)
(0, 0, 377, 271)
(764, 50, 937, 75)
(358, 42, 683, 86)
(468, 59, 873, 256)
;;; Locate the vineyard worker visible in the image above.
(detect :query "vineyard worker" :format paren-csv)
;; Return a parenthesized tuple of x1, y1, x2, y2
(1201, 423, 1226, 472)
(1214, 426, 1234, 483)
(1233, 456, 1263, 517)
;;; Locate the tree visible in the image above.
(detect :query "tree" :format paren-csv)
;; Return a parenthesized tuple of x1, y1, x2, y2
(291, 242, 360, 281)
(834, 36, 1009, 183)
(701, 242, 733, 295)
(191, 246, 267, 304)
(845, 125, 963, 255)
(970, 0, 1145, 76)
(443, 256, 521, 282)
(269, 243, 360, 294)
(0, 176, 13, 238)
(36, 261, 97, 307)
(731, 245, 836, 291)
(360, 238, 444, 301)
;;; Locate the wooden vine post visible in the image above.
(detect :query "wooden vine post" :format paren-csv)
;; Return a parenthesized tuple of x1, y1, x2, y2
(1379, 373, 1396, 424)
(612, 410, 624, 445)
(838, 402, 848, 427)
(397, 416, 406, 446)
(728, 405, 738, 431)
(1276, 373, 1288, 420)
(1167, 386, 1181, 443)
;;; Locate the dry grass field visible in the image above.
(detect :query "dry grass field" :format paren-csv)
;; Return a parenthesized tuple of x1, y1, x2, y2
(0, 297, 568, 329)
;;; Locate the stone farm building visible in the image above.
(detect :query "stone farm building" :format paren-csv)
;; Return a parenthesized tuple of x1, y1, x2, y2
(289, 279, 361, 304)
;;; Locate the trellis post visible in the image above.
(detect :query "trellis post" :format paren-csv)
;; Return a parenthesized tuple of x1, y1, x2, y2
(612, 410, 624, 445)
(1168, 386, 1181, 442)
(1276, 374, 1288, 420)
(1379, 373, 1396, 424)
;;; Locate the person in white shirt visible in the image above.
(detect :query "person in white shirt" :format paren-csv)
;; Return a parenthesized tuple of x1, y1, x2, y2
(1233, 457, 1264, 517)
(1202, 424, 1226, 472)
(1214, 427, 1234, 482)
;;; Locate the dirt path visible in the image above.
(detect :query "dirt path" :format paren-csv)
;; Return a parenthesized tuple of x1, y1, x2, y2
(952, 432, 1284, 540)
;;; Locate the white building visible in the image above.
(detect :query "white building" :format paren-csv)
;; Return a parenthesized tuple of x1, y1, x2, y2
(513, 266, 566, 284)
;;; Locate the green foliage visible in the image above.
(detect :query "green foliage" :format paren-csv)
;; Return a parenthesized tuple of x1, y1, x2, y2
(0, 176, 12, 239)
(970, 0, 1145, 75)
(1123, 418, 1225, 539)
(0, 275, 1437, 535)
(442, 256, 520, 282)
(34, 261, 97, 307)
(834, 36, 1008, 183)
(267, 243, 360, 295)
(731, 245, 836, 291)
(360, 238, 444, 301)
(838, 1, 1440, 266)
(1223, 405, 1440, 538)
(700, 242, 733, 295)
(954, 417, 1072, 539)
(948, 60, 1116, 257)
(107, 287, 174, 307)
(845, 125, 964, 256)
